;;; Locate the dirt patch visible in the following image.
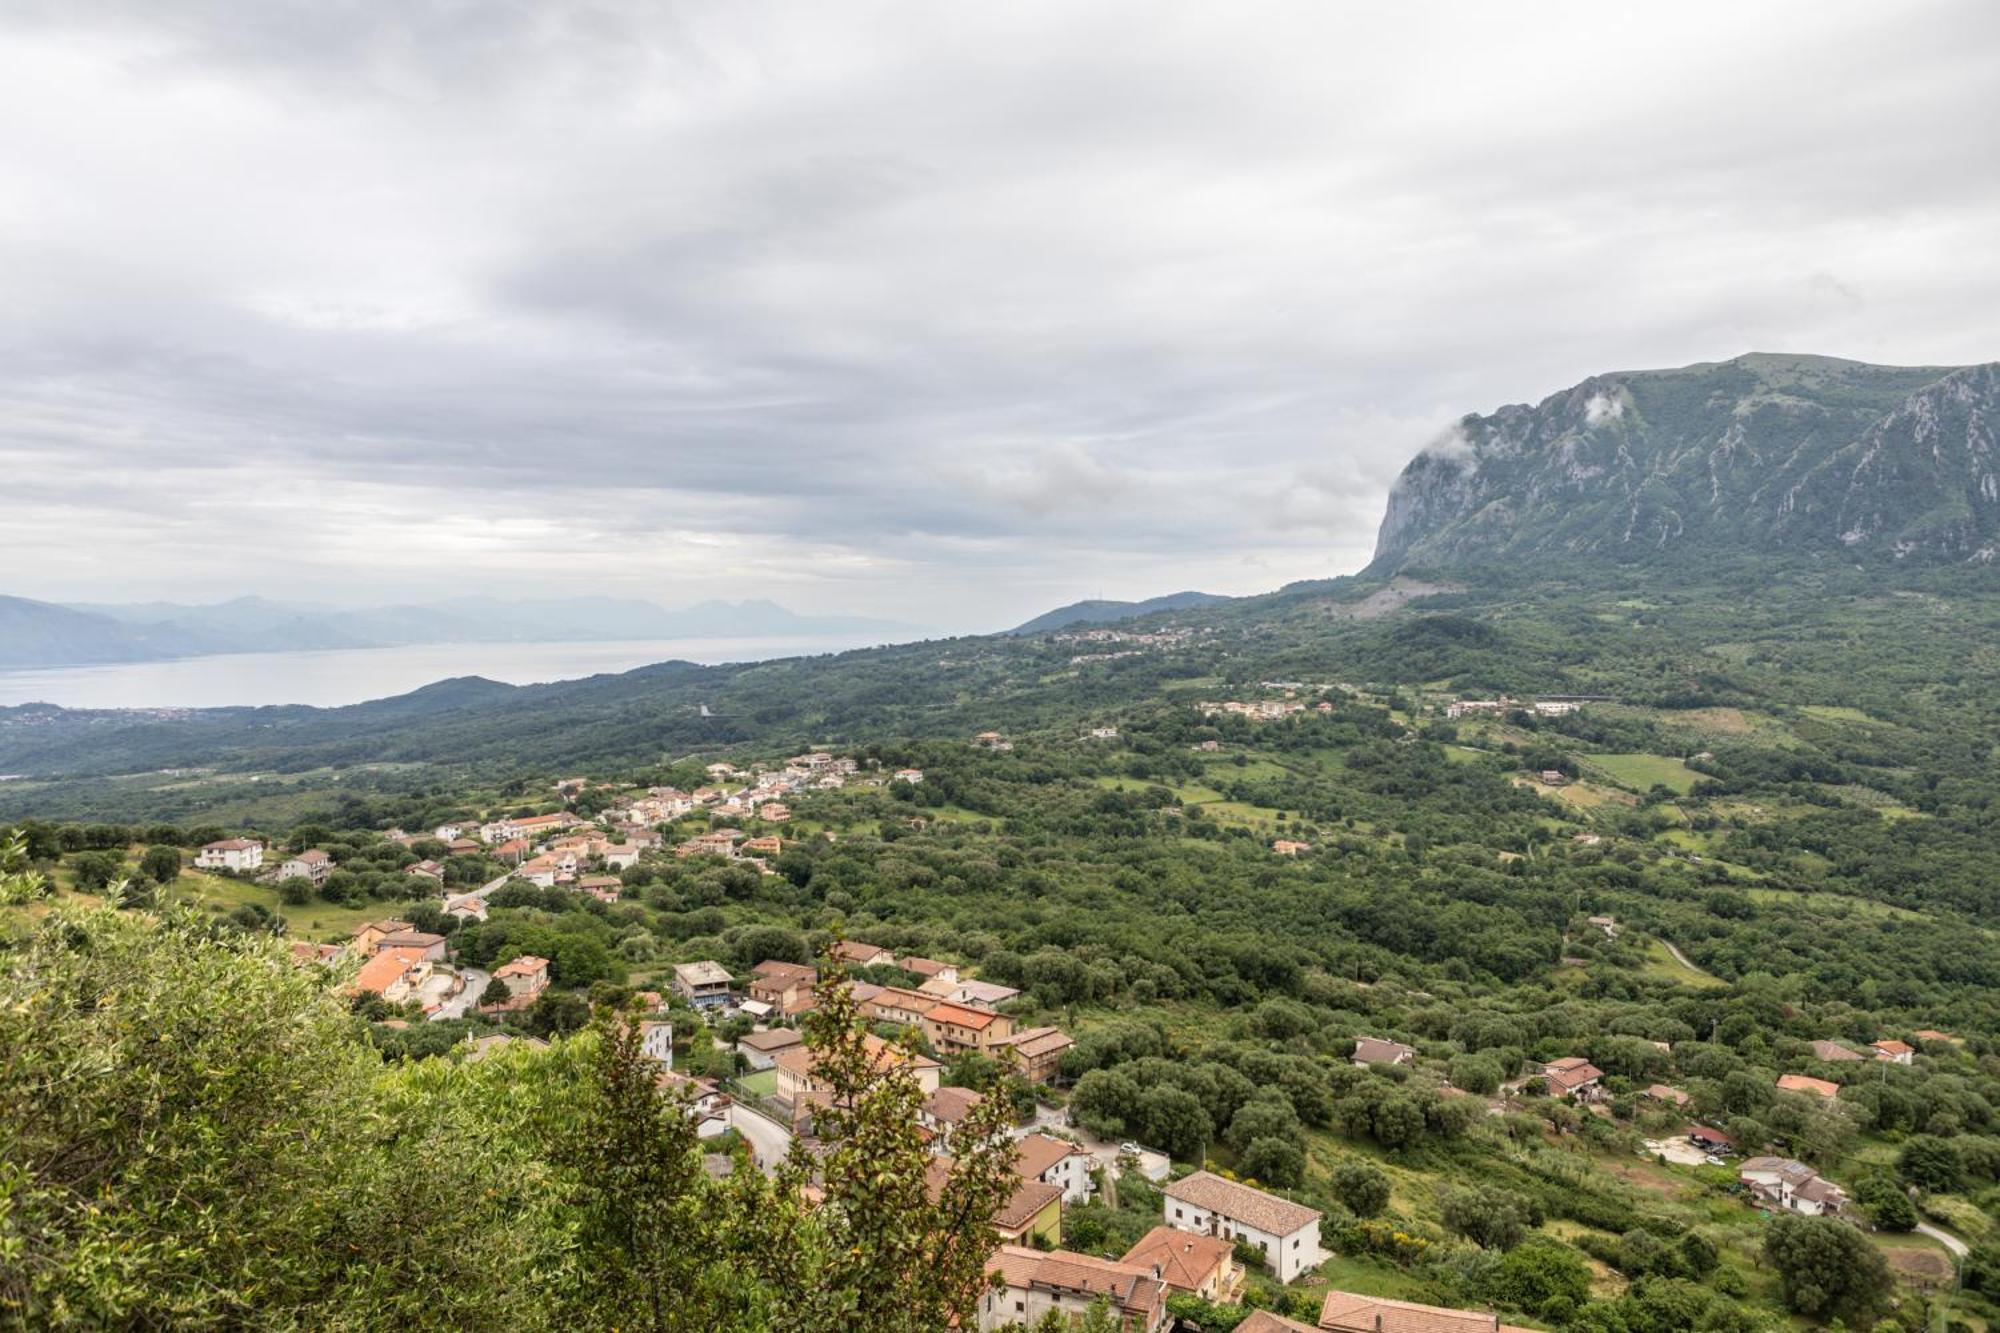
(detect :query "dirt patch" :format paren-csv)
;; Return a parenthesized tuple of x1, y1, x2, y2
(1317, 578, 1464, 622)
(1643, 1139, 1710, 1167)
(1602, 1158, 1689, 1199)
(1886, 1247, 1953, 1284)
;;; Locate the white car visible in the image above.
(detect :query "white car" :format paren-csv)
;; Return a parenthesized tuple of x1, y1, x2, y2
(1119, 1142, 1142, 1156)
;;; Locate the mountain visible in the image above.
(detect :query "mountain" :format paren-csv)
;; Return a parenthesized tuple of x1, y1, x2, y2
(1009, 591, 1230, 635)
(1370, 353, 2000, 574)
(0, 597, 209, 668)
(24, 596, 916, 667)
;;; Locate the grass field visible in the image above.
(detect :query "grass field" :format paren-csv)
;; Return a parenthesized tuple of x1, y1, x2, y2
(736, 1069, 779, 1099)
(1638, 938, 1727, 989)
(1583, 753, 1701, 795)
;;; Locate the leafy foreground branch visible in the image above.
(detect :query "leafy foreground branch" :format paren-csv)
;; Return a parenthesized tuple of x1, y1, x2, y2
(0, 908, 1016, 1331)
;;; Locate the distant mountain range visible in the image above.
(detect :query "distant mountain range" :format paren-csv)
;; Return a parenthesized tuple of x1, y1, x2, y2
(1370, 353, 2000, 574)
(1008, 591, 1230, 635)
(0, 595, 914, 669)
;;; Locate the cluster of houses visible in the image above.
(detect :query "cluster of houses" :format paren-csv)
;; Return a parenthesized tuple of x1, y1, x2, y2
(194, 837, 339, 888)
(1808, 1037, 1916, 1066)
(1444, 696, 1585, 720)
(1197, 699, 1335, 722)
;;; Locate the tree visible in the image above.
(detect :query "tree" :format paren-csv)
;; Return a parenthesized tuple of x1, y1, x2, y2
(69, 848, 126, 892)
(479, 976, 512, 1009)
(1764, 1214, 1894, 1327)
(1489, 1238, 1592, 1318)
(1440, 1184, 1532, 1250)
(1139, 1085, 1212, 1163)
(1239, 1136, 1305, 1188)
(1897, 1134, 1964, 1192)
(139, 844, 183, 884)
(1330, 1161, 1391, 1218)
(1856, 1175, 1917, 1231)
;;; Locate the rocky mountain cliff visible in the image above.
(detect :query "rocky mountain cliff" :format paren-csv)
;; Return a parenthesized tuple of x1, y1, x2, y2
(1369, 354, 2000, 573)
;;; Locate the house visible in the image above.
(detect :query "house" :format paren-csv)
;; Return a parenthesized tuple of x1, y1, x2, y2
(1687, 1125, 1737, 1156)
(737, 1027, 805, 1071)
(1088, 727, 1120, 740)
(921, 1001, 1017, 1055)
(446, 838, 483, 857)
(831, 940, 897, 968)
(1777, 1073, 1842, 1099)
(862, 984, 944, 1027)
(639, 1019, 674, 1069)
(1540, 1057, 1605, 1101)
(901, 956, 960, 985)
(349, 918, 414, 954)
(991, 1026, 1075, 1084)
(1122, 1226, 1244, 1304)
(893, 768, 925, 784)
(1871, 1039, 1915, 1065)
(443, 895, 488, 923)
(1915, 1029, 1956, 1043)
(483, 955, 551, 1013)
(195, 838, 263, 871)
(1272, 840, 1312, 857)
(1810, 1039, 1865, 1063)
(288, 940, 342, 966)
(276, 849, 333, 887)
(919, 1086, 988, 1152)
(742, 835, 783, 857)
(432, 822, 468, 842)
(374, 930, 448, 962)
(1352, 1036, 1416, 1068)
(1015, 1132, 1093, 1204)
(748, 960, 818, 1016)
(1642, 1084, 1691, 1108)
(1319, 1291, 1538, 1333)
(671, 960, 733, 1010)
(757, 803, 792, 823)
(943, 979, 1022, 1008)
(772, 1034, 941, 1112)
(1587, 914, 1618, 937)
(1739, 1157, 1848, 1216)
(658, 1070, 731, 1138)
(405, 859, 446, 882)
(353, 947, 433, 1005)
(1160, 1171, 1323, 1283)
(1235, 1313, 1318, 1333)
(978, 1246, 1166, 1333)
(1540, 769, 1569, 785)
(578, 874, 623, 903)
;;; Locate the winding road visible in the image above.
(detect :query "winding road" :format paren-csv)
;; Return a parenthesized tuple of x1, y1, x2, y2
(1916, 1221, 1969, 1259)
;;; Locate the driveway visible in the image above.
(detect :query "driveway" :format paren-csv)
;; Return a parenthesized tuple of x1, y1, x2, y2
(1916, 1221, 1969, 1258)
(430, 966, 489, 1021)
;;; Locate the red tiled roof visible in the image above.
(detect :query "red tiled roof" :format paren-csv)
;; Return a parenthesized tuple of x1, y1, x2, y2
(1122, 1225, 1233, 1293)
(1321, 1291, 1535, 1333)
(1160, 1171, 1320, 1236)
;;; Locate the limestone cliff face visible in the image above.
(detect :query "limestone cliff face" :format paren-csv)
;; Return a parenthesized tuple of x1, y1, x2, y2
(1370, 354, 2000, 572)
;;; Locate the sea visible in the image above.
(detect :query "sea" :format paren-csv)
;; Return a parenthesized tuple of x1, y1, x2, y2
(0, 637, 891, 710)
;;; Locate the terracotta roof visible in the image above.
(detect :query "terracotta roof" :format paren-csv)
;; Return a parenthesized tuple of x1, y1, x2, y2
(923, 1085, 984, 1124)
(353, 946, 426, 995)
(1872, 1039, 1914, 1056)
(993, 1026, 1073, 1058)
(1320, 1290, 1534, 1333)
(863, 984, 939, 1013)
(291, 849, 331, 864)
(1688, 1124, 1736, 1147)
(375, 930, 444, 951)
(1237, 1313, 1320, 1333)
(202, 838, 260, 851)
(831, 940, 893, 964)
(1014, 1132, 1087, 1180)
(1643, 1084, 1690, 1105)
(1160, 1171, 1321, 1236)
(923, 1000, 1001, 1030)
(773, 1032, 940, 1081)
(351, 918, 413, 938)
(1810, 1040, 1864, 1062)
(494, 955, 550, 980)
(1777, 1073, 1841, 1098)
(739, 1028, 805, 1053)
(751, 960, 817, 985)
(994, 1178, 1064, 1232)
(952, 979, 1021, 1006)
(1122, 1225, 1234, 1293)
(987, 1245, 1161, 1318)
(1353, 1036, 1415, 1064)
(901, 956, 952, 977)
(1541, 1057, 1604, 1093)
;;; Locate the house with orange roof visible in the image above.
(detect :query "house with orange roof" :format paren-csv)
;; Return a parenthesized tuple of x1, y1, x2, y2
(1777, 1073, 1841, 1099)
(1318, 1290, 1538, 1333)
(1871, 1039, 1915, 1065)
(1122, 1225, 1244, 1303)
(977, 1245, 1166, 1332)
(1539, 1056, 1605, 1102)
(771, 1033, 940, 1111)
(195, 838, 264, 872)
(352, 947, 433, 1006)
(483, 955, 551, 1013)
(990, 1026, 1075, 1084)
(1014, 1132, 1092, 1204)
(920, 1000, 1017, 1055)
(749, 960, 818, 1016)
(1161, 1171, 1323, 1283)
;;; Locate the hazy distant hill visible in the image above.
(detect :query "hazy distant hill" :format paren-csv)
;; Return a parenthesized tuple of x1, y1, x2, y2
(21, 595, 915, 667)
(0, 597, 200, 668)
(1009, 590, 1229, 635)
(1370, 353, 2000, 574)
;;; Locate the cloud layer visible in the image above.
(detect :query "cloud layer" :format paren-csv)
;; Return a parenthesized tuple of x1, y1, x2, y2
(2, 2, 1997, 630)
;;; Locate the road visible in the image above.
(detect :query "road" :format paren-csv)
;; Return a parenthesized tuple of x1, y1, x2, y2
(1659, 937, 1722, 984)
(727, 1102, 794, 1172)
(1019, 1105, 1170, 1182)
(1917, 1221, 1969, 1259)
(430, 966, 489, 1021)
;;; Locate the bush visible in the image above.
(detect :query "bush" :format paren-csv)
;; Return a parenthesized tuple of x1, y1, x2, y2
(1440, 1184, 1533, 1251)
(1331, 1161, 1391, 1218)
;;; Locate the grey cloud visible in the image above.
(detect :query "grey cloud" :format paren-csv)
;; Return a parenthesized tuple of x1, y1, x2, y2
(0, 2, 1997, 630)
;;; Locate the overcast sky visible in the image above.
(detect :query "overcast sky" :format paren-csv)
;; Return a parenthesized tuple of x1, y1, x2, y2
(2, 2, 1997, 634)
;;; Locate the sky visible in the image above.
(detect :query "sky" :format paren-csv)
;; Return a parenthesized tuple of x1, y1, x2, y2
(2, 2, 1997, 635)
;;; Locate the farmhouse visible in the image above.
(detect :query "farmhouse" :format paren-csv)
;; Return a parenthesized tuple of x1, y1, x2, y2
(195, 838, 263, 871)
(1739, 1157, 1847, 1216)
(276, 848, 333, 887)
(1352, 1036, 1416, 1067)
(1776, 1073, 1842, 1099)
(1539, 1057, 1605, 1101)
(1159, 1170, 1323, 1283)
(1809, 1039, 1864, 1062)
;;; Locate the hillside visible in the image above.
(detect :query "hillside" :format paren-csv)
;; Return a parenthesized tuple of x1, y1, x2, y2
(0, 595, 206, 668)
(1370, 353, 2000, 574)
(1008, 590, 1230, 635)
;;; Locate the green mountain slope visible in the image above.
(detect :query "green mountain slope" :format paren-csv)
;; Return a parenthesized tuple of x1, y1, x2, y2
(1370, 353, 2000, 573)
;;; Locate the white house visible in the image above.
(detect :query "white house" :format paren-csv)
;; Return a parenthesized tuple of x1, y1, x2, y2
(639, 1019, 674, 1070)
(893, 768, 925, 785)
(195, 838, 263, 872)
(979, 1246, 1167, 1333)
(1738, 1157, 1847, 1216)
(1159, 1170, 1323, 1283)
(1014, 1132, 1093, 1205)
(276, 849, 333, 887)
